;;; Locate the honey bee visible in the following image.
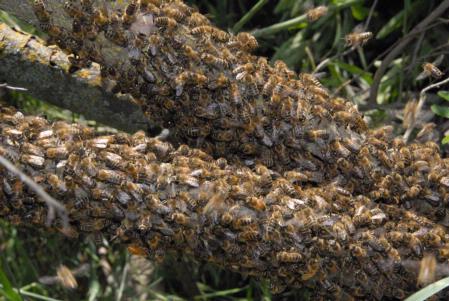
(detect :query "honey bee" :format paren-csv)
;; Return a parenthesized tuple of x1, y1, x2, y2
(154, 17, 178, 31)
(175, 71, 207, 96)
(56, 265, 78, 289)
(97, 169, 125, 184)
(238, 229, 259, 241)
(127, 244, 149, 256)
(64, 1, 84, 19)
(245, 196, 266, 212)
(330, 140, 351, 158)
(211, 130, 234, 142)
(228, 32, 258, 52)
(276, 251, 302, 263)
(201, 53, 229, 68)
(79, 218, 111, 232)
(350, 244, 367, 258)
(47, 174, 67, 194)
(123, 0, 140, 26)
(230, 82, 242, 106)
(307, 6, 328, 22)
(182, 45, 200, 62)
(417, 55, 444, 80)
(162, 6, 185, 22)
(33, 0, 51, 22)
(345, 32, 373, 48)
(21, 154, 45, 169)
(417, 254, 437, 287)
(409, 235, 423, 258)
(191, 26, 229, 42)
(406, 184, 422, 199)
(188, 12, 210, 27)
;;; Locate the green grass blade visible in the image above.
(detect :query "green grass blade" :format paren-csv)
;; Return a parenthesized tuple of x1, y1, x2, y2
(0, 264, 22, 301)
(405, 276, 449, 301)
(232, 0, 269, 33)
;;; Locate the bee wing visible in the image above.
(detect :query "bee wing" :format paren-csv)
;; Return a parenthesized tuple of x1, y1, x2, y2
(433, 54, 444, 67)
(416, 70, 429, 81)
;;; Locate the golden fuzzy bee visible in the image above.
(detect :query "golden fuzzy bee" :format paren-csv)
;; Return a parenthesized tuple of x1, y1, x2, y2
(345, 32, 373, 48)
(276, 251, 302, 263)
(154, 16, 178, 31)
(307, 6, 328, 22)
(228, 32, 258, 52)
(162, 6, 185, 22)
(64, 1, 84, 19)
(47, 174, 67, 194)
(417, 55, 444, 80)
(201, 53, 229, 68)
(191, 26, 229, 42)
(175, 71, 207, 96)
(97, 169, 126, 185)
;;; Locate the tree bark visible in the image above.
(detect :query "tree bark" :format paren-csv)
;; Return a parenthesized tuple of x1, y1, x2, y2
(0, 22, 152, 133)
(1, 103, 448, 300)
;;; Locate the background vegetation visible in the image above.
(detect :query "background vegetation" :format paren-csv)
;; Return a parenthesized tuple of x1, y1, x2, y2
(1, 0, 449, 300)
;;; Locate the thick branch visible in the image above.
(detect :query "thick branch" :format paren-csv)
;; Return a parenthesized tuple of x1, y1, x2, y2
(1, 104, 449, 299)
(0, 22, 151, 133)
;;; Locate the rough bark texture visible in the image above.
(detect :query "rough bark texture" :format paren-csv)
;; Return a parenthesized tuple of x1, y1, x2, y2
(1, 104, 449, 300)
(0, 22, 151, 133)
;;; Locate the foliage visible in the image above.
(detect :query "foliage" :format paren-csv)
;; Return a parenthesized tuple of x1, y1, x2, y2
(2, 0, 449, 300)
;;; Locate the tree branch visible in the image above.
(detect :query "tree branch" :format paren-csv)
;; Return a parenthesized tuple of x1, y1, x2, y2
(0, 22, 151, 133)
(1, 103, 449, 299)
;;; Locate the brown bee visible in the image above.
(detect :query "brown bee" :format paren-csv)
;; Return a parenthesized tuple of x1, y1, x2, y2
(64, 1, 84, 19)
(238, 229, 259, 241)
(350, 244, 367, 258)
(182, 45, 200, 62)
(246, 196, 266, 212)
(276, 251, 302, 263)
(162, 6, 185, 22)
(56, 265, 78, 289)
(230, 82, 242, 106)
(154, 16, 178, 31)
(307, 6, 328, 22)
(331, 140, 351, 158)
(417, 55, 444, 80)
(123, 0, 140, 25)
(97, 169, 125, 184)
(228, 32, 258, 52)
(79, 218, 111, 232)
(47, 174, 67, 194)
(175, 71, 207, 96)
(127, 244, 149, 257)
(417, 254, 437, 287)
(188, 12, 210, 27)
(33, 0, 51, 22)
(201, 53, 229, 68)
(20, 154, 45, 169)
(191, 26, 229, 42)
(345, 32, 373, 47)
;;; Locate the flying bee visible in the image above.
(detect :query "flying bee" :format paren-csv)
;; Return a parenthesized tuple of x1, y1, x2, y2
(416, 55, 444, 80)
(56, 265, 78, 289)
(33, 0, 51, 22)
(276, 251, 302, 263)
(154, 17, 178, 31)
(307, 5, 328, 22)
(345, 31, 373, 48)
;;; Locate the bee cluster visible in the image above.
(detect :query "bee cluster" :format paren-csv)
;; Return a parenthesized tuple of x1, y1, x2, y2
(1, 104, 449, 300)
(31, 0, 369, 177)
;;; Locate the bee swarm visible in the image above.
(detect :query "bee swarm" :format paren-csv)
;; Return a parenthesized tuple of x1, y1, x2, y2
(1, 104, 449, 300)
(0, 0, 447, 299)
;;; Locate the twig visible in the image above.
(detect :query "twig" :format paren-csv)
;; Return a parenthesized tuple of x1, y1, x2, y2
(232, 0, 268, 33)
(0, 83, 28, 91)
(403, 76, 449, 142)
(0, 154, 68, 227)
(369, 0, 449, 104)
